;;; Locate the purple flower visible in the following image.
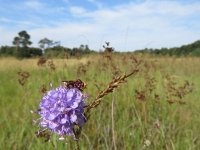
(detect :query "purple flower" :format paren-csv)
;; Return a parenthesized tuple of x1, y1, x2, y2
(38, 86, 87, 137)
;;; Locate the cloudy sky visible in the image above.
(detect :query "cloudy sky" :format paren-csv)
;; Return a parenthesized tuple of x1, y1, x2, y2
(0, 0, 200, 51)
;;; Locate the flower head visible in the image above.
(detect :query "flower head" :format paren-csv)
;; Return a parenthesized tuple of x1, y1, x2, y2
(38, 86, 87, 138)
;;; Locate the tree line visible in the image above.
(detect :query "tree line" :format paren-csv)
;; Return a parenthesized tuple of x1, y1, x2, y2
(135, 40, 200, 57)
(0, 30, 95, 58)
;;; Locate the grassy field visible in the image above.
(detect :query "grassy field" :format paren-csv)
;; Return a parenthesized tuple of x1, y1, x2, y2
(0, 54, 200, 150)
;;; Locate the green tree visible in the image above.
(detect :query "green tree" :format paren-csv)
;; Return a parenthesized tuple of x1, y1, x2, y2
(12, 37, 20, 49)
(38, 38, 53, 49)
(13, 30, 32, 48)
(12, 30, 33, 58)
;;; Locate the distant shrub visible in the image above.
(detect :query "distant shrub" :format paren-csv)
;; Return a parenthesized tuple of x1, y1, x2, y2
(44, 46, 71, 58)
(44, 45, 96, 58)
(135, 40, 200, 57)
(0, 44, 95, 58)
(0, 46, 16, 56)
(16, 47, 42, 58)
(29, 47, 43, 57)
(0, 46, 42, 58)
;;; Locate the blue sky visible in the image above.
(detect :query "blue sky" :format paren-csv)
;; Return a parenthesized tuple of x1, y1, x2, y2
(0, 0, 200, 51)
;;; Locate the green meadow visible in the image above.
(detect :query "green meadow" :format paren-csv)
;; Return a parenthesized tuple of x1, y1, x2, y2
(0, 54, 200, 150)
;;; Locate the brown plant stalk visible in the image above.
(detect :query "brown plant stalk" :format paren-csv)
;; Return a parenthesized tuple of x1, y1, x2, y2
(85, 68, 140, 115)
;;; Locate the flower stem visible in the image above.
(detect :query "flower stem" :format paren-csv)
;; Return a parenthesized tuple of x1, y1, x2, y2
(75, 140, 79, 150)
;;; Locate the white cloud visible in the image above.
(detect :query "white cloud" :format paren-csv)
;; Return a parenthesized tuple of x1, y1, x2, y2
(0, 27, 16, 45)
(0, 17, 13, 23)
(69, 6, 87, 16)
(0, 17, 37, 27)
(1, 1, 200, 51)
(24, 0, 44, 10)
(87, 0, 103, 9)
(62, 0, 69, 3)
(23, 0, 68, 14)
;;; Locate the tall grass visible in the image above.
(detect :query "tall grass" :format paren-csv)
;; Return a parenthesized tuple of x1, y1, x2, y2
(0, 54, 200, 150)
